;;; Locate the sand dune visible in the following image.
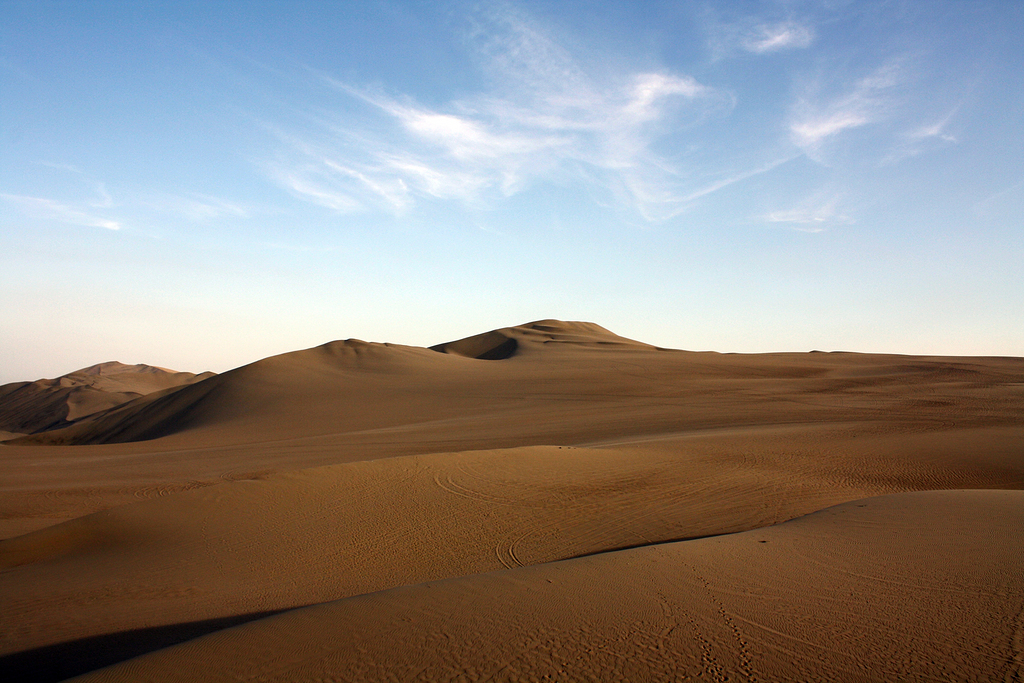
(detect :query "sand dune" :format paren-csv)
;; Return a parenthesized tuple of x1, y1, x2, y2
(72, 490, 1024, 683)
(1, 320, 1022, 681)
(2, 318, 1019, 537)
(430, 319, 656, 359)
(0, 362, 213, 436)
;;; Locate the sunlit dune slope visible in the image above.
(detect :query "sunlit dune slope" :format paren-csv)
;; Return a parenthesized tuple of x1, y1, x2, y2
(0, 442, 893, 666)
(12, 320, 658, 446)
(71, 489, 1024, 683)
(1, 319, 1022, 542)
(4, 425, 1024, 679)
(14, 319, 1024, 450)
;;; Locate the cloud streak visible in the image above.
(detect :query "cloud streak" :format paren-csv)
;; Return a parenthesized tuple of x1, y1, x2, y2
(742, 22, 815, 54)
(762, 191, 853, 232)
(789, 62, 903, 154)
(143, 193, 252, 221)
(264, 5, 744, 222)
(1, 193, 122, 230)
(681, 155, 799, 204)
(707, 14, 815, 60)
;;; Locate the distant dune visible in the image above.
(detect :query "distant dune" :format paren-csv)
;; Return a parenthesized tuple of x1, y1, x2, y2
(1, 321, 1022, 682)
(0, 361, 214, 438)
(430, 319, 656, 359)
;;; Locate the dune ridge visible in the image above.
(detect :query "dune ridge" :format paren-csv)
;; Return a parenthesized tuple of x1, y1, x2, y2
(0, 362, 214, 437)
(1, 320, 1022, 681)
(430, 319, 656, 359)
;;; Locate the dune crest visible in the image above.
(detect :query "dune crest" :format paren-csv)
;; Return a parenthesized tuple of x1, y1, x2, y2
(431, 319, 656, 359)
(0, 362, 214, 435)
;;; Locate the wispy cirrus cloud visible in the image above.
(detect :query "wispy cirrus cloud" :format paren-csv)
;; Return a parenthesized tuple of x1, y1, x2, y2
(37, 161, 85, 175)
(262, 4, 753, 223)
(761, 191, 853, 232)
(681, 155, 799, 204)
(742, 22, 815, 54)
(0, 193, 122, 230)
(142, 193, 252, 221)
(789, 61, 903, 157)
(7, 160, 254, 230)
(270, 166, 366, 213)
(34, 162, 115, 210)
(973, 176, 1024, 218)
(707, 12, 816, 60)
(911, 118, 957, 144)
(880, 108, 959, 165)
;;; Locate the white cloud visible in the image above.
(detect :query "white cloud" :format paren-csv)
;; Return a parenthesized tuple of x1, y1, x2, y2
(91, 182, 114, 209)
(973, 176, 1024, 217)
(273, 170, 364, 214)
(622, 73, 709, 122)
(266, 6, 737, 223)
(742, 22, 815, 54)
(37, 161, 84, 174)
(144, 193, 252, 221)
(762, 192, 853, 231)
(909, 108, 958, 144)
(789, 62, 903, 155)
(911, 122, 955, 143)
(1, 193, 122, 230)
(682, 155, 799, 204)
(790, 111, 869, 147)
(323, 160, 412, 211)
(31, 163, 117, 210)
(879, 110, 959, 166)
(707, 14, 815, 60)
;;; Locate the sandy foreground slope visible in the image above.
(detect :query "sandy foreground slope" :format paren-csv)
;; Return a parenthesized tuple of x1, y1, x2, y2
(70, 490, 1024, 683)
(1, 320, 1023, 681)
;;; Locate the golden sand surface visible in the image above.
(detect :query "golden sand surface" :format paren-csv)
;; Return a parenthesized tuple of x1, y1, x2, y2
(1, 321, 1022, 681)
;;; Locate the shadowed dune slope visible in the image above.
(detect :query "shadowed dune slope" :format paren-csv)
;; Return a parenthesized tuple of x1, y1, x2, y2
(430, 319, 656, 359)
(0, 362, 213, 436)
(72, 490, 1024, 683)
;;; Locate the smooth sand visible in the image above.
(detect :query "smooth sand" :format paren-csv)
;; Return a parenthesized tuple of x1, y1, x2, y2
(70, 490, 1024, 682)
(1, 320, 1022, 681)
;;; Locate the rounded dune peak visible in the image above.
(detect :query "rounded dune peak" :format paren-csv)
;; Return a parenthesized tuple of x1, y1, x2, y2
(250, 337, 433, 374)
(72, 361, 176, 377)
(0, 361, 214, 438)
(431, 319, 655, 360)
(518, 319, 615, 334)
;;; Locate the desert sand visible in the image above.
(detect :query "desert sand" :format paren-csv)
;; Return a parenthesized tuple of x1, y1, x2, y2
(0, 361, 214, 440)
(1, 320, 1022, 681)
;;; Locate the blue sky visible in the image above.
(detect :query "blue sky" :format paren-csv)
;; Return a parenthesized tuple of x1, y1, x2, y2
(2, 0, 1022, 382)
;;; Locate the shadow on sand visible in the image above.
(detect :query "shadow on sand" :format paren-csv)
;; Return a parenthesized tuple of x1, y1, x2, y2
(0, 609, 292, 682)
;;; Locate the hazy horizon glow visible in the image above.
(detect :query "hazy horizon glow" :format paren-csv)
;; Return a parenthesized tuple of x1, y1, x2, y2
(2, 0, 1023, 383)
